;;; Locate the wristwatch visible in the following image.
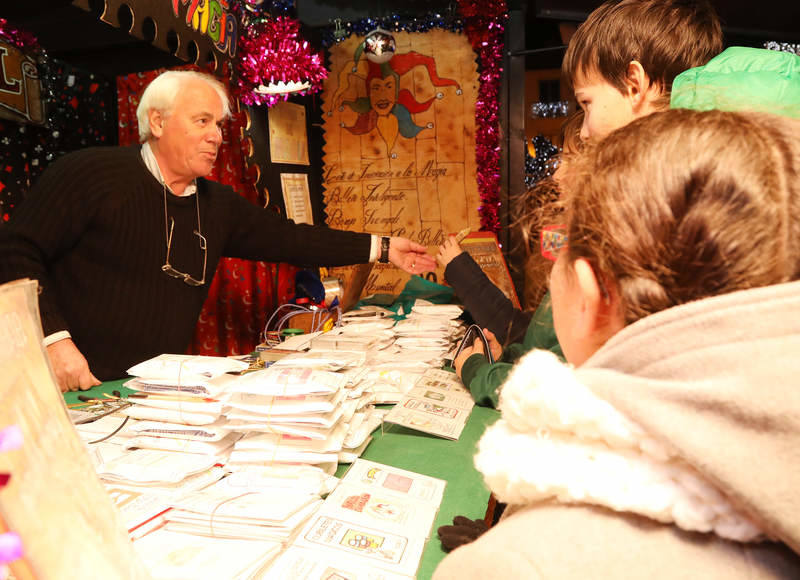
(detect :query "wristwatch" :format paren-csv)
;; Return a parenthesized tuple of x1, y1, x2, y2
(378, 236, 390, 263)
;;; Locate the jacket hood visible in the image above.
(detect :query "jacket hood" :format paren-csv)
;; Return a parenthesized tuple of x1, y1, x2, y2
(476, 280, 800, 553)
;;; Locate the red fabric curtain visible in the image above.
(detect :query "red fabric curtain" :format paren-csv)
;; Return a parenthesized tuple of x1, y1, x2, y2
(116, 68, 298, 356)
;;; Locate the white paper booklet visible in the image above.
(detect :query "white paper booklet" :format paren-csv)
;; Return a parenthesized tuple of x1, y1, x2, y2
(383, 368, 474, 440)
(97, 448, 219, 485)
(228, 367, 347, 396)
(127, 354, 248, 382)
(123, 404, 222, 426)
(134, 528, 281, 580)
(128, 418, 230, 441)
(225, 388, 345, 416)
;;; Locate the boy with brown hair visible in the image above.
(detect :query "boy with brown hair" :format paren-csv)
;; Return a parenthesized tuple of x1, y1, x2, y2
(445, 0, 724, 409)
(562, 0, 723, 141)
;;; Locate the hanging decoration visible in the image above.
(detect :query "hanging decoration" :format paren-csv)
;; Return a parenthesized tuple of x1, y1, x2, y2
(233, 3, 327, 107)
(0, 18, 40, 52)
(525, 135, 560, 189)
(764, 41, 799, 55)
(320, 2, 507, 234)
(362, 28, 396, 63)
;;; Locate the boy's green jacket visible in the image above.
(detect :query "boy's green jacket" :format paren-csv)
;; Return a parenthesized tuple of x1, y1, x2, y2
(460, 293, 563, 408)
(671, 46, 800, 118)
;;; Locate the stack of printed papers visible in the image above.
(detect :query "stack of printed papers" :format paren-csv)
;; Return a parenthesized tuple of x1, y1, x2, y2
(134, 528, 282, 580)
(121, 355, 245, 455)
(164, 477, 323, 541)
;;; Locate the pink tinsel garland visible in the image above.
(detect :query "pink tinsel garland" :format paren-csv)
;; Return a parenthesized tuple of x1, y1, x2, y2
(459, 0, 507, 233)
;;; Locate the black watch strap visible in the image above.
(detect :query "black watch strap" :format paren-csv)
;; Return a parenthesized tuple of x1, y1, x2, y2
(378, 236, 390, 263)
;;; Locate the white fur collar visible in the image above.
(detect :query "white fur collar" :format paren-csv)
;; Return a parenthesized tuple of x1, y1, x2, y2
(474, 349, 764, 542)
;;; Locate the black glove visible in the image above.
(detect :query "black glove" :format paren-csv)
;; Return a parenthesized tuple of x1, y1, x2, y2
(437, 515, 489, 552)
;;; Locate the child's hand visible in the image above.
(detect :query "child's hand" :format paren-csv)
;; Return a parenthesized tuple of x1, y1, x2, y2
(436, 236, 464, 269)
(483, 328, 503, 361)
(454, 336, 487, 377)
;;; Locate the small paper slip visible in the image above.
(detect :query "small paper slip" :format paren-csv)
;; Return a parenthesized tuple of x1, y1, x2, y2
(262, 545, 413, 580)
(128, 418, 230, 441)
(123, 432, 240, 457)
(97, 449, 218, 485)
(228, 367, 347, 396)
(235, 421, 348, 453)
(122, 404, 221, 426)
(270, 350, 367, 371)
(219, 464, 337, 496)
(225, 388, 345, 415)
(382, 368, 474, 440)
(125, 373, 237, 398)
(169, 480, 319, 524)
(226, 404, 344, 428)
(409, 303, 464, 319)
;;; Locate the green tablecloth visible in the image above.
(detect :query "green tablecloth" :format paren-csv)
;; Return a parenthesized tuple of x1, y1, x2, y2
(65, 381, 499, 579)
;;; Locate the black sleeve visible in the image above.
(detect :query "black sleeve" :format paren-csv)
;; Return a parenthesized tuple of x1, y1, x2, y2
(217, 187, 373, 267)
(444, 252, 532, 344)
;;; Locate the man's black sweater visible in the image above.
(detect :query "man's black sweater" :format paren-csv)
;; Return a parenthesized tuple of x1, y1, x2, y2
(0, 146, 371, 379)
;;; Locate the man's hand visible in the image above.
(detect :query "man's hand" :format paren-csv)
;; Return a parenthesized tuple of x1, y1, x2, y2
(46, 338, 101, 392)
(388, 237, 437, 275)
(436, 236, 464, 269)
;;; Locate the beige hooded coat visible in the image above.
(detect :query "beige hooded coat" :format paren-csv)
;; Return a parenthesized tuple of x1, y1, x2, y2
(434, 280, 800, 579)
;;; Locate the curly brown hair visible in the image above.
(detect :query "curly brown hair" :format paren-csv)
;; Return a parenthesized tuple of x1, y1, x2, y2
(560, 109, 800, 325)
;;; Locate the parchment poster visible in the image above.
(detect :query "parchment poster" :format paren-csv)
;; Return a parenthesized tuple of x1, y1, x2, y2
(322, 30, 480, 298)
(268, 101, 310, 165)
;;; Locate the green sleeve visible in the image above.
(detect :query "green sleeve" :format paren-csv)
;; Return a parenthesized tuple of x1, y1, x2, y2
(460, 353, 511, 408)
(460, 292, 563, 409)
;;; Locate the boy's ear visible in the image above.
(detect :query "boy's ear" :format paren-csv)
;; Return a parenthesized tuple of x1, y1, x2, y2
(573, 258, 624, 341)
(624, 60, 662, 112)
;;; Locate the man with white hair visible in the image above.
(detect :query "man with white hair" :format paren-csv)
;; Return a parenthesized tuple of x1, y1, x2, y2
(0, 70, 435, 391)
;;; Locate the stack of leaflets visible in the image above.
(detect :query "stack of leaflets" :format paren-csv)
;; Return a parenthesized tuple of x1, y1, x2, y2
(263, 459, 446, 579)
(164, 477, 323, 542)
(122, 354, 247, 456)
(222, 366, 354, 472)
(134, 528, 283, 580)
(383, 368, 475, 440)
(94, 448, 227, 539)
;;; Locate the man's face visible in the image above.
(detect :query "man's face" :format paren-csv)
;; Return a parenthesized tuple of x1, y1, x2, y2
(369, 75, 397, 117)
(573, 71, 637, 142)
(156, 79, 224, 181)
